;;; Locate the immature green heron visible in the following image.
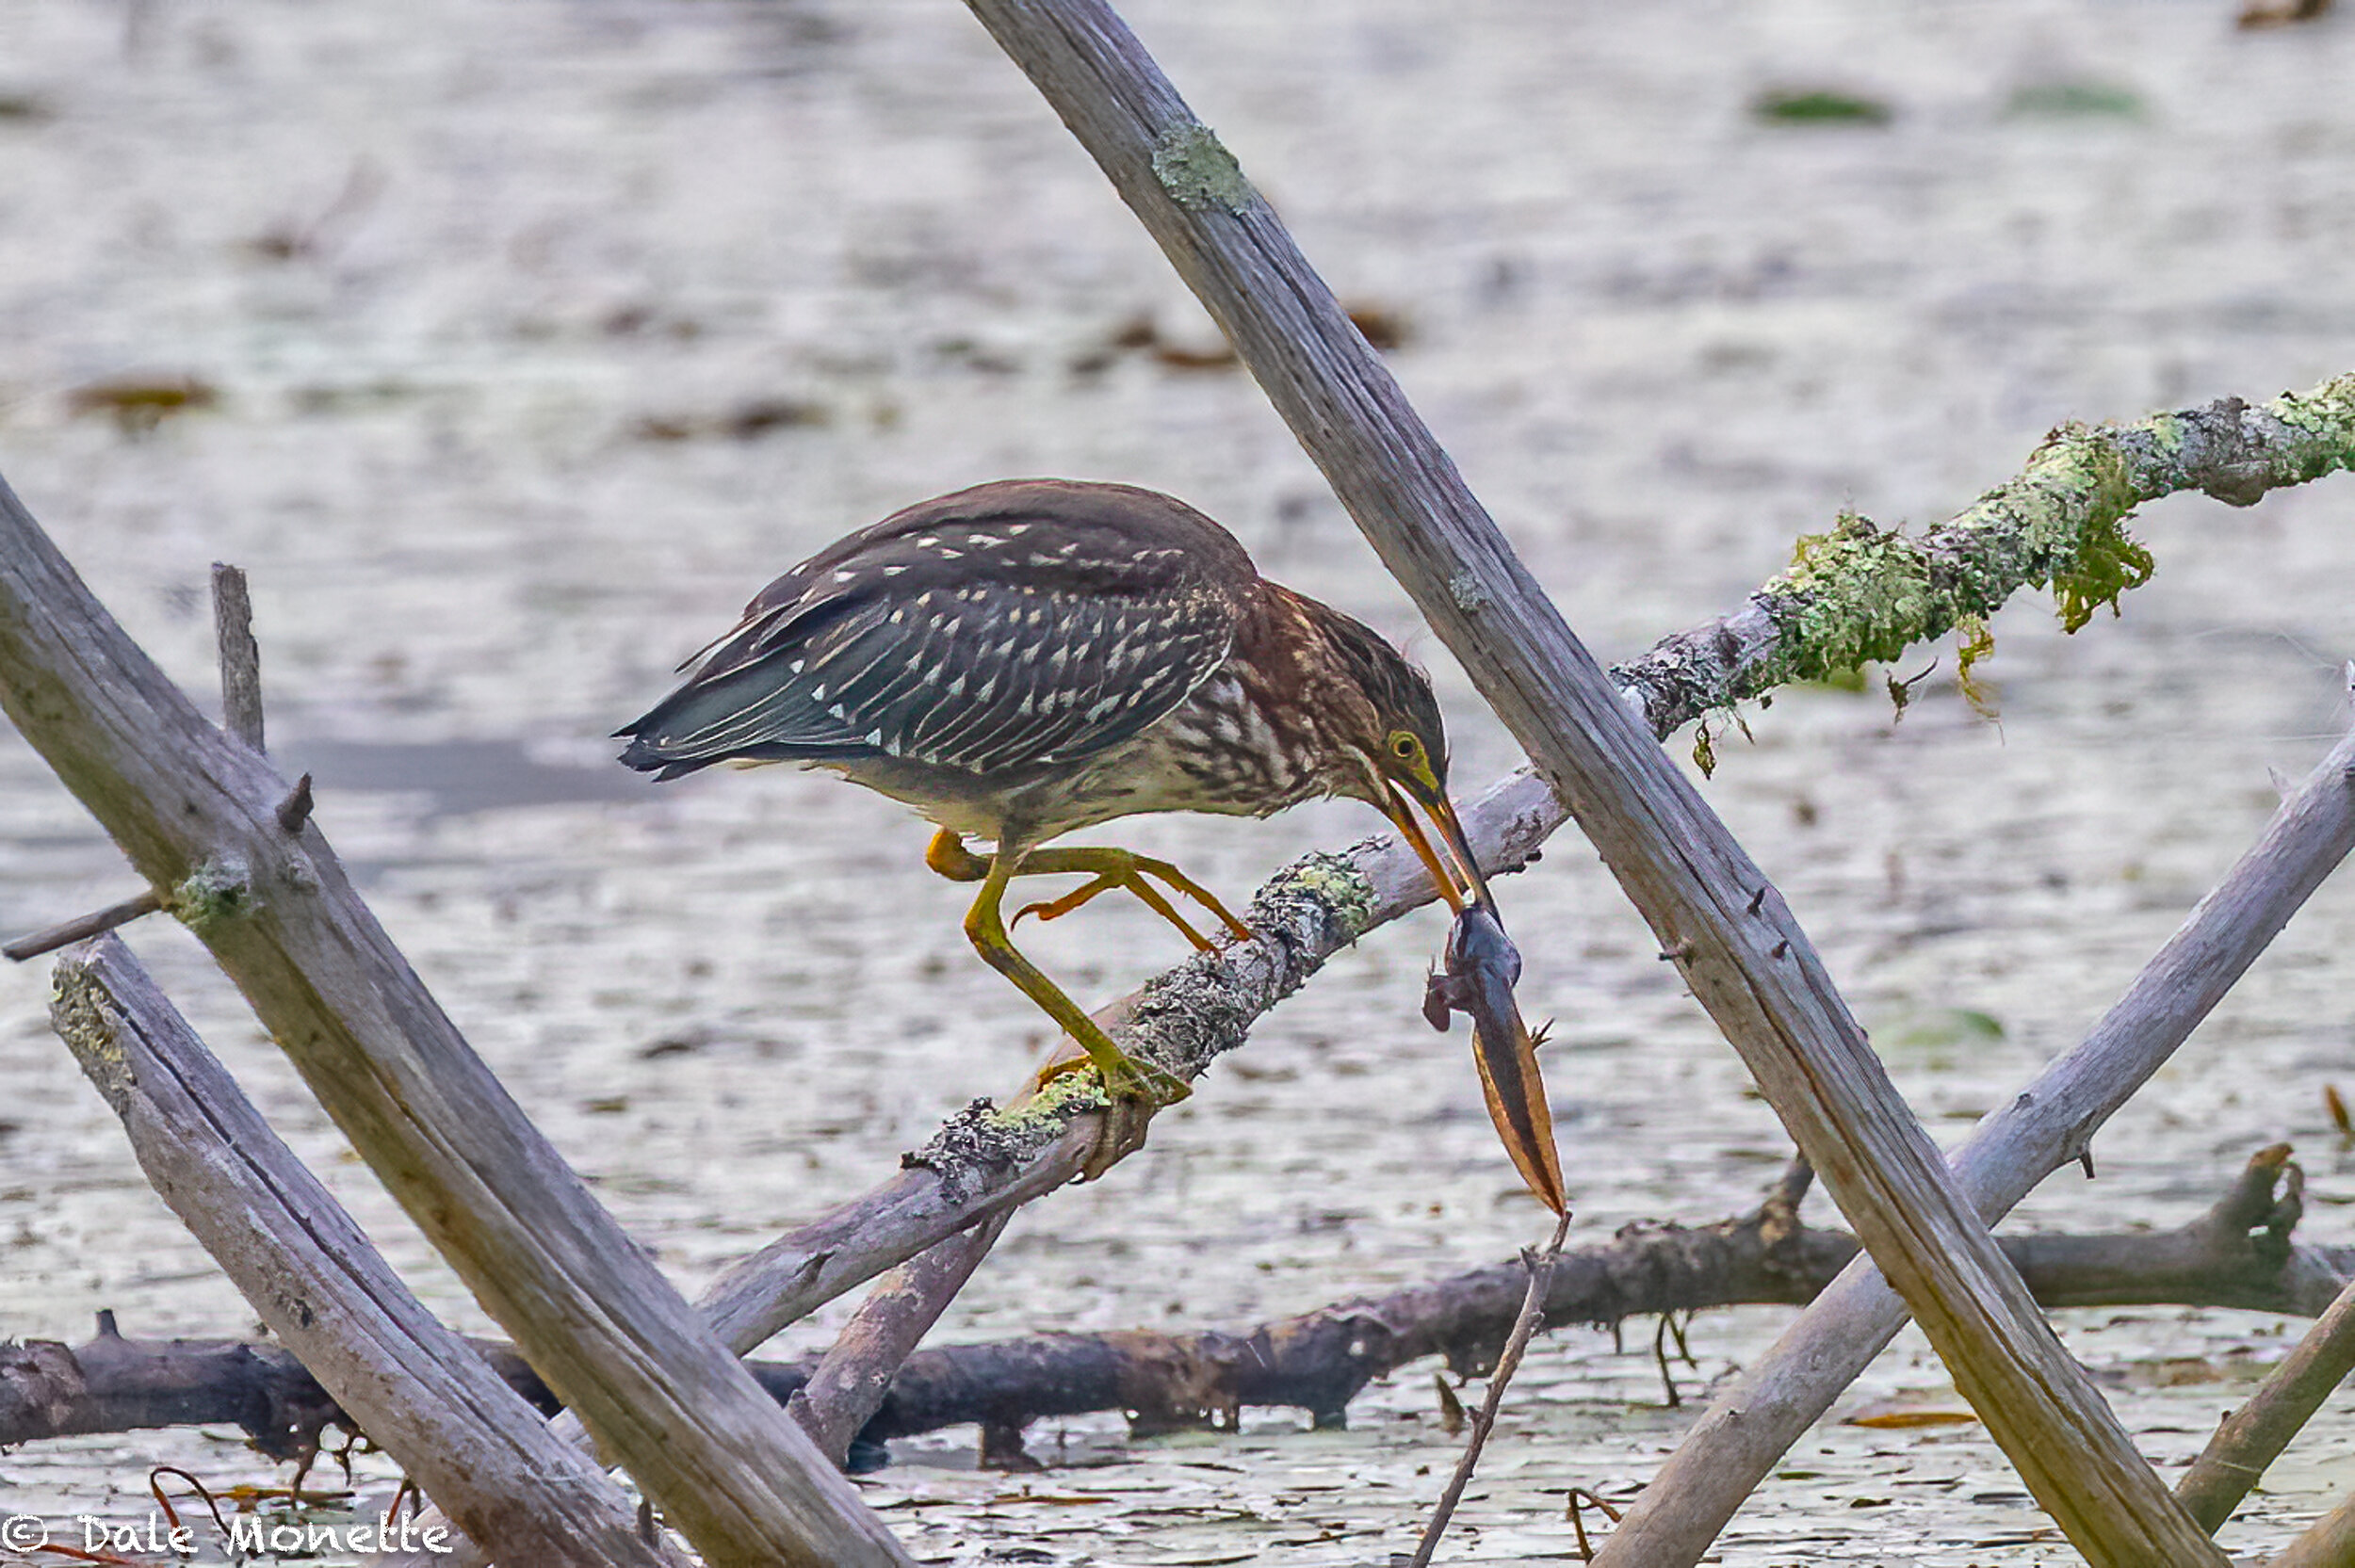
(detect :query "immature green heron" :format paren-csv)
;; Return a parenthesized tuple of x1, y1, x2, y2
(618, 478, 1508, 1170)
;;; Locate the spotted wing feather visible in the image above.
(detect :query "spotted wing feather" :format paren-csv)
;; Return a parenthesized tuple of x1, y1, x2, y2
(618, 481, 1251, 780)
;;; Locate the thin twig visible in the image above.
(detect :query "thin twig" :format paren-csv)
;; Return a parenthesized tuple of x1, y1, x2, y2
(1650, 1315, 1683, 1409)
(1566, 1489, 1622, 1562)
(211, 561, 264, 752)
(1405, 1208, 1573, 1567)
(5, 888, 165, 962)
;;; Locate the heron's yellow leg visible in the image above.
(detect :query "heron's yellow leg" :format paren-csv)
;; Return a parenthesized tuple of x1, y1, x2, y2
(961, 846, 1190, 1134)
(1007, 846, 1254, 946)
(927, 832, 1250, 948)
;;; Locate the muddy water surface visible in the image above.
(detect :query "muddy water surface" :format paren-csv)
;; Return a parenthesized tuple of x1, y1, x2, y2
(3, 0, 2354, 1561)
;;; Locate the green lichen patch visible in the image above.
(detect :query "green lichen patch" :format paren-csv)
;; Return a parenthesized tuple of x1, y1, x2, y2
(50, 962, 135, 1116)
(2269, 374, 2355, 481)
(1152, 122, 1253, 215)
(1954, 616, 1999, 718)
(172, 857, 254, 936)
(1261, 850, 1378, 941)
(997, 1063, 1110, 1129)
(1760, 422, 2164, 703)
(1770, 512, 1947, 682)
(2049, 502, 2154, 632)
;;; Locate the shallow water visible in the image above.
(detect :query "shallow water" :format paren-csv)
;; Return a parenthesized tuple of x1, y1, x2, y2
(2, 0, 2353, 1561)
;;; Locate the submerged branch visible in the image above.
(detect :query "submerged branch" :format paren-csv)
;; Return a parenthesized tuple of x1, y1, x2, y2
(11, 1150, 2342, 1458)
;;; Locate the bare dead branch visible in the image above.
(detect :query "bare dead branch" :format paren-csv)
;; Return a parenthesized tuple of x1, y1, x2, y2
(5, 887, 164, 962)
(210, 561, 263, 752)
(46, 934, 681, 1568)
(789, 1212, 1012, 1467)
(2175, 1262, 2355, 1530)
(1595, 715, 2355, 1566)
(14, 1152, 2342, 1457)
(961, 3, 2225, 1558)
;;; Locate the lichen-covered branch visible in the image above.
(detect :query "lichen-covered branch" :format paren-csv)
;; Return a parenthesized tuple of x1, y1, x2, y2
(1613, 374, 2355, 737)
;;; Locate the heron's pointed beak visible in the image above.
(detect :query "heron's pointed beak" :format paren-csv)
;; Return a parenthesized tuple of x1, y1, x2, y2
(1381, 782, 1494, 917)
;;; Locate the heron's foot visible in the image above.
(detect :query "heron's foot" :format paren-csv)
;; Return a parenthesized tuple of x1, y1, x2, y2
(1016, 869, 1215, 950)
(1009, 848, 1253, 948)
(1037, 1049, 1192, 1180)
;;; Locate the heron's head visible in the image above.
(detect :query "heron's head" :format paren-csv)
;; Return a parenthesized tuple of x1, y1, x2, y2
(1314, 607, 1493, 915)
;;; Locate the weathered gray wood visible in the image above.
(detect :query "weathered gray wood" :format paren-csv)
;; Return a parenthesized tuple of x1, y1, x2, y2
(0, 470, 912, 1568)
(789, 1212, 1012, 1466)
(2177, 1269, 2355, 1531)
(48, 935, 677, 1568)
(5, 886, 165, 962)
(1593, 723, 2355, 1565)
(210, 561, 264, 752)
(959, 3, 2223, 1560)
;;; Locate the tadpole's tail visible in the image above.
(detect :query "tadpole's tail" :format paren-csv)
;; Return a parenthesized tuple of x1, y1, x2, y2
(1470, 1009, 1567, 1216)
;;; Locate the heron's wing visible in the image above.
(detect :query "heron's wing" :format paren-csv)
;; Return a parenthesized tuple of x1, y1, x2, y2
(618, 501, 1241, 778)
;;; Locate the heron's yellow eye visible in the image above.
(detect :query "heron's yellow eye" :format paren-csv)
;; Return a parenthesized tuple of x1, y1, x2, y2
(1388, 731, 1421, 764)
